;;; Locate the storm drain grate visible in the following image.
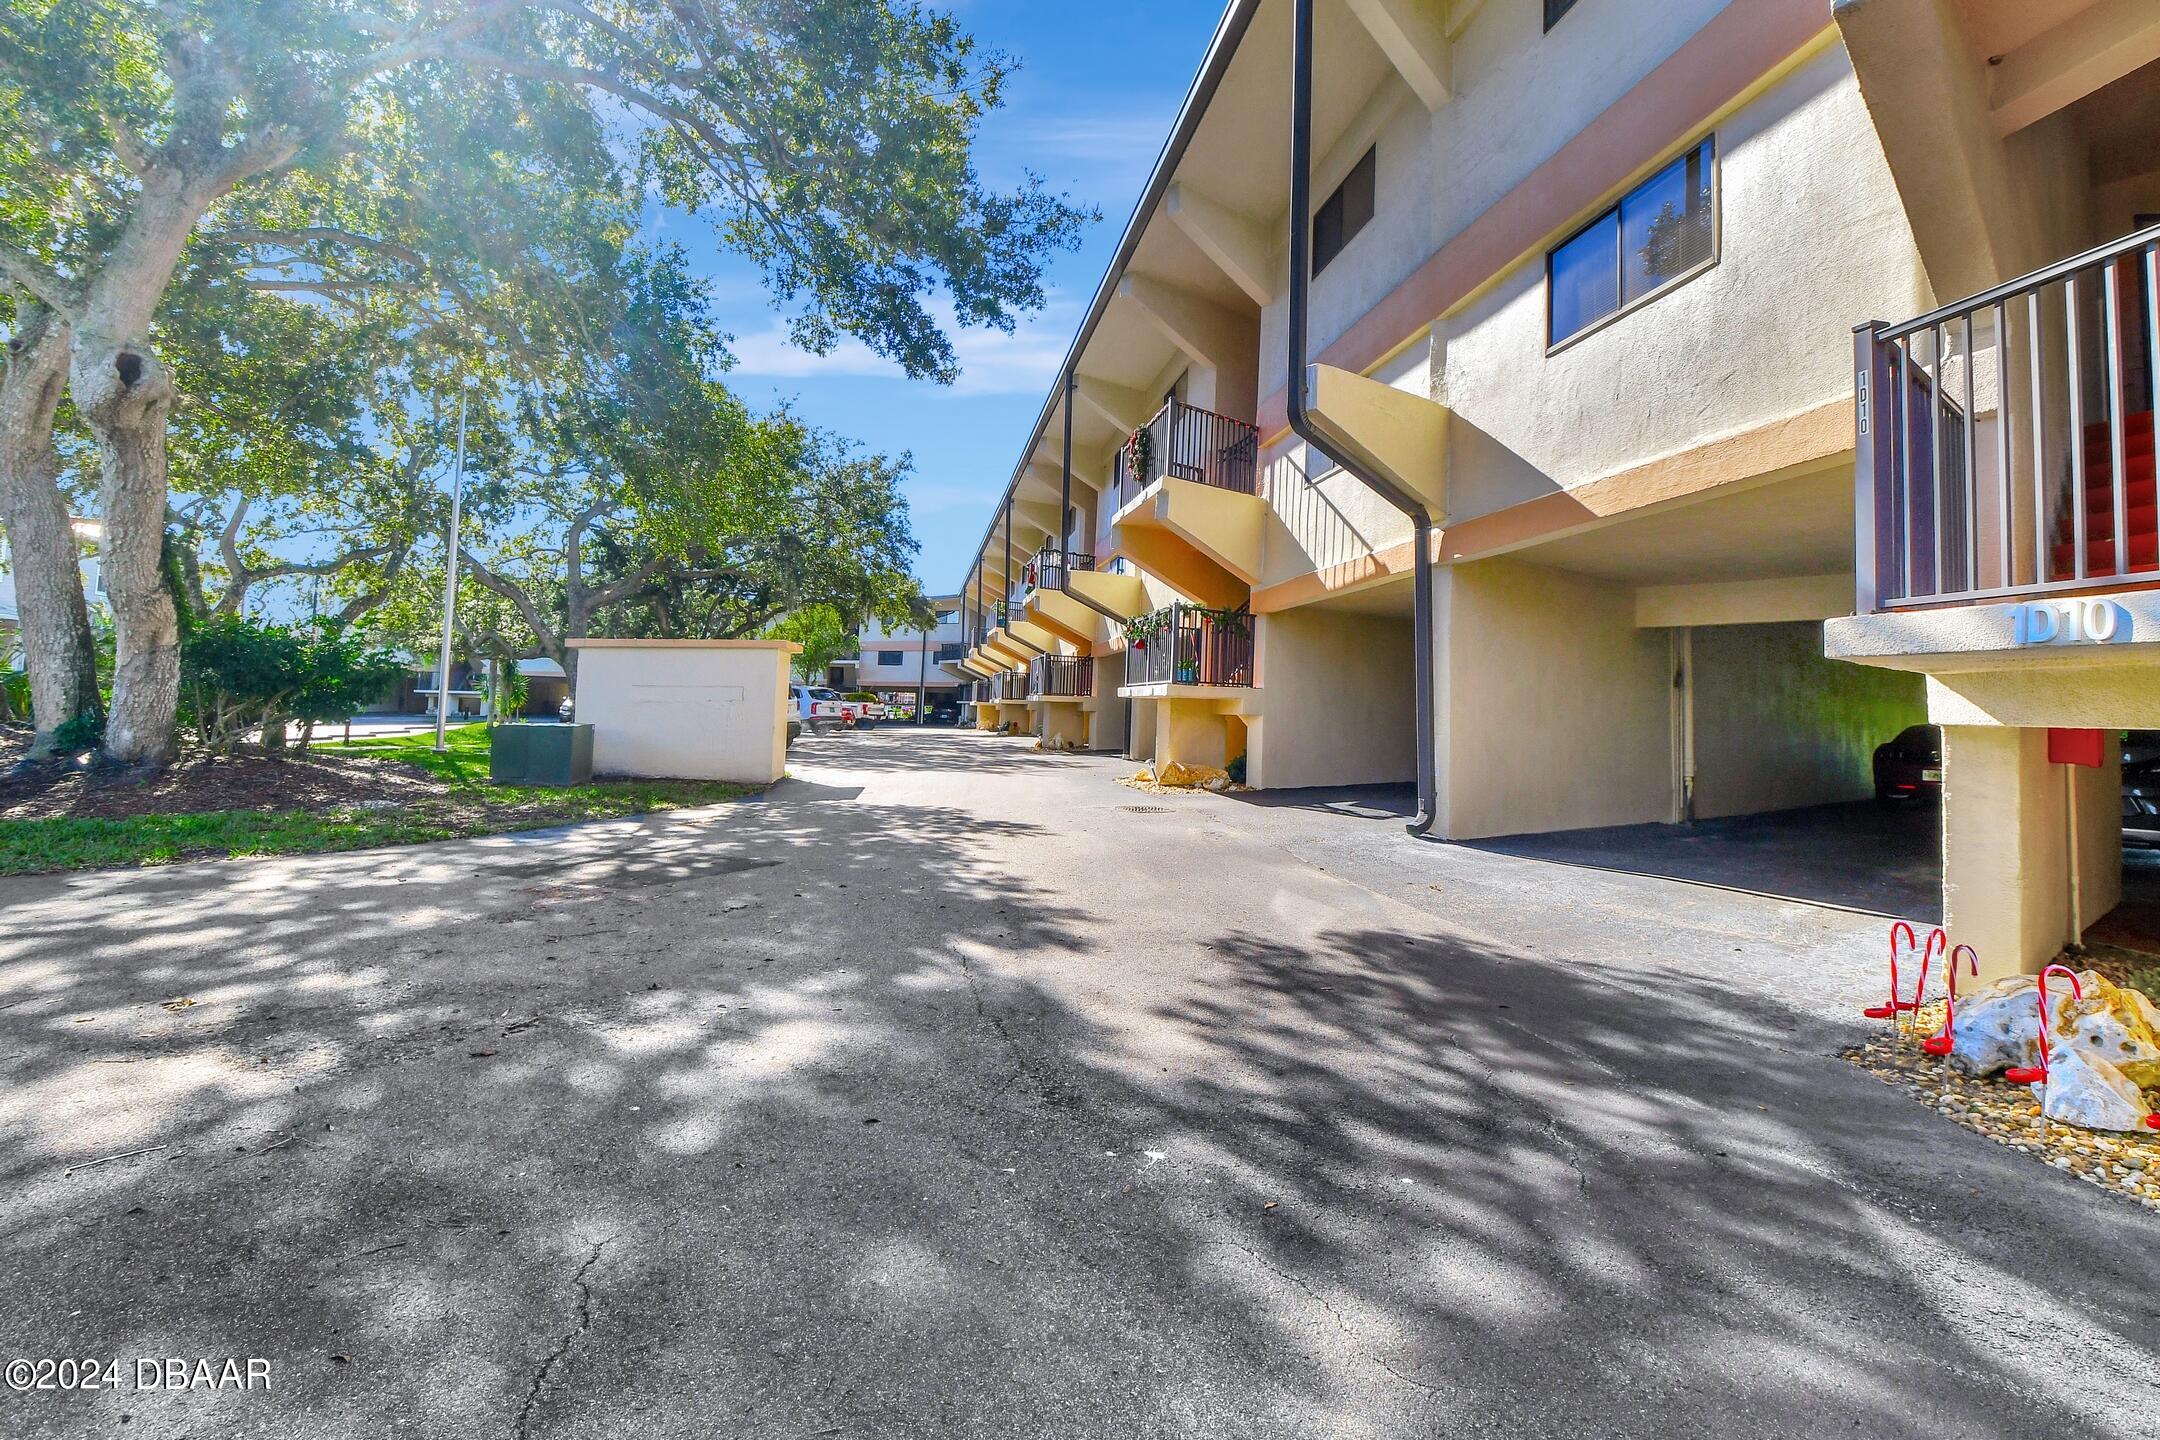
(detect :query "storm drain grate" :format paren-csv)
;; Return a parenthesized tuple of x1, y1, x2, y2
(1118, 805, 1174, 814)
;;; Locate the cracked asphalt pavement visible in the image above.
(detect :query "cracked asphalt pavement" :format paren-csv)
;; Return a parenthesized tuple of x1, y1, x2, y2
(3, 727, 2156, 1437)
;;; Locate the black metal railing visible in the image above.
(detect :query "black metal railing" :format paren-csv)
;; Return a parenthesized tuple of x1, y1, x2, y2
(1023, 544, 1096, 596)
(1122, 603, 1254, 688)
(1114, 398, 1260, 511)
(992, 669, 1030, 701)
(1029, 654, 1094, 697)
(1855, 220, 2160, 611)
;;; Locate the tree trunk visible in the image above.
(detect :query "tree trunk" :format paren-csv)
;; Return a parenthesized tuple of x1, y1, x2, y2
(72, 335, 180, 766)
(0, 308, 101, 756)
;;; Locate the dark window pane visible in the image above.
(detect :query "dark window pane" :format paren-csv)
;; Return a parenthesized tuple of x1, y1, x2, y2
(1313, 146, 1376, 276)
(1313, 193, 1343, 274)
(1621, 139, 1714, 304)
(1548, 210, 1619, 345)
(1341, 147, 1375, 240)
(877, 650, 903, 666)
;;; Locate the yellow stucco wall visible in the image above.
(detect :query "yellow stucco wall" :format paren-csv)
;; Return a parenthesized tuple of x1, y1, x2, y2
(1435, 557, 1672, 839)
(1249, 607, 1416, 790)
(1688, 620, 1926, 819)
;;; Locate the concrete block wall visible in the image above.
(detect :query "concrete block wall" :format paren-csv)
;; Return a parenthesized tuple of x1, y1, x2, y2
(1689, 621, 1926, 819)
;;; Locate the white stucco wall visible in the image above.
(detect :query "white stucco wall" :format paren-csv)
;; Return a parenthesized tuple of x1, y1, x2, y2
(569, 640, 794, 784)
(1255, 0, 1742, 398)
(1440, 43, 1927, 523)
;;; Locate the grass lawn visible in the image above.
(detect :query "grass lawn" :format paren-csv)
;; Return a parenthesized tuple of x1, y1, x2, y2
(0, 723, 757, 876)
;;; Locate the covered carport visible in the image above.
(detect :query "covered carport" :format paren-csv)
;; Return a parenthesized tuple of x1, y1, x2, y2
(1423, 459, 1938, 913)
(1465, 801, 1942, 921)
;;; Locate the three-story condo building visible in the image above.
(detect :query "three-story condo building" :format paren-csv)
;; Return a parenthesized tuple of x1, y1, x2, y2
(947, 0, 2160, 980)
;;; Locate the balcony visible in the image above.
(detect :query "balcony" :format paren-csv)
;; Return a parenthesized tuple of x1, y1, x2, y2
(1120, 603, 1254, 691)
(1027, 654, 1094, 701)
(1108, 400, 1265, 607)
(1853, 222, 2160, 613)
(1113, 398, 1260, 509)
(1019, 544, 1103, 646)
(1023, 544, 1096, 594)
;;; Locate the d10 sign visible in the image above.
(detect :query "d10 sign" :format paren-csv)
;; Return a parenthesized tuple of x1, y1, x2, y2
(2011, 597, 2131, 646)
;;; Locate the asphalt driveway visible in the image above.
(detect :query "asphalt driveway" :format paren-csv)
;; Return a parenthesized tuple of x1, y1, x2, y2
(2, 728, 2153, 1438)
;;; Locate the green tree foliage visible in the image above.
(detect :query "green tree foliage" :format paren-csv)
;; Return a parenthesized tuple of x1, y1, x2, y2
(0, 0, 1085, 764)
(767, 605, 851, 685)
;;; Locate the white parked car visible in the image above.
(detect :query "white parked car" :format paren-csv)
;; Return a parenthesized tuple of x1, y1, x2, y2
(790, 684, 844, 732)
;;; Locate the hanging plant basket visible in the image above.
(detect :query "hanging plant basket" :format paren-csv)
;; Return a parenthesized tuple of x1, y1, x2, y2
(1123, 424, 1153, 484)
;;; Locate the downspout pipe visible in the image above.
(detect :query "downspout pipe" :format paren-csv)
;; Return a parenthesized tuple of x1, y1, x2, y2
(1286, 0, 1437, 837)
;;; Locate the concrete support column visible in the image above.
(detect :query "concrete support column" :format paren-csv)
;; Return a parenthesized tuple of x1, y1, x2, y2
(1041, 705, 1088, 749)
(1154, 700, 1229, 773)
(1943, 726, 2122, 981)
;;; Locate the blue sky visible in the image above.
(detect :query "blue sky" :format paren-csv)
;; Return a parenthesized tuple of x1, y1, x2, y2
(644, 2, 1225, 595)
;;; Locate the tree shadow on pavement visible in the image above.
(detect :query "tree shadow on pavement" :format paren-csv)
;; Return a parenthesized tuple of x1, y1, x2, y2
(0, 782, 2150, 1438)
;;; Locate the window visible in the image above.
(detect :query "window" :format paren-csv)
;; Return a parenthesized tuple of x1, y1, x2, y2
(876, 650, 903, 667)
(1546, 135, 1715, 348)
(936, 608, 959, 625)
(1312, 146, 1376, 277)
(936, 643, 964, 663)
(1544, 0, 1583, 31)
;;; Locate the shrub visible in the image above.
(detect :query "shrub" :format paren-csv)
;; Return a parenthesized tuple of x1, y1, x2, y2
(181, 617, 404, 755)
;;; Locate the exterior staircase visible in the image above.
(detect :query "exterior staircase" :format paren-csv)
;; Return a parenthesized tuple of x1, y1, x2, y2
(2052, 411, 2160, 578)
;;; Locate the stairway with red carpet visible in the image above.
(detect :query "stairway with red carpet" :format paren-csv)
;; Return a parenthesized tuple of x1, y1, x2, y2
(2051, 410, 2160, 578)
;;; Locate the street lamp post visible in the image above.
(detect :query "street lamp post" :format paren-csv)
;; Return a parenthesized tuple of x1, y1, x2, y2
(916, 622, 929, 724)
(431, 389, 471, 754)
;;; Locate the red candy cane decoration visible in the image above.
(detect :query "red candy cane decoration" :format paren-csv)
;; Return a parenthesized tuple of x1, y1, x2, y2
(1921, 945, 1978, 1057)
(2004, 963, 2082, 1085)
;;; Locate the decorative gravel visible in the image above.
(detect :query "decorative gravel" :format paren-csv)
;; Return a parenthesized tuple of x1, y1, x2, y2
(1847, 1004, 2160, 1212)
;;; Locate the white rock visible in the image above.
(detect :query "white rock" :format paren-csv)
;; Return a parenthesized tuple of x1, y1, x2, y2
(2036, 1045, 2152, 1132)
(1950, 975, 2043, 1077)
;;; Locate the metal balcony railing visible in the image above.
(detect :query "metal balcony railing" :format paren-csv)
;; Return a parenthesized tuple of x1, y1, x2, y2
(991, 669, 1030, 702)
(1022, 544, 1096, 596)
(1122, 603, 1254, 688)
(1028, 654, 1093, 698)
(1855, 221, 2160, 611)
(1113, 398, 1260, 512)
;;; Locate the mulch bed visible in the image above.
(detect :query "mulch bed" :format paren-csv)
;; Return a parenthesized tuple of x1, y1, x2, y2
(0, 725, 444, 821)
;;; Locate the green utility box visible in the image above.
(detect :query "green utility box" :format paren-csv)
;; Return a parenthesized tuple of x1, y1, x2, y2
(489, 722, 594, 786)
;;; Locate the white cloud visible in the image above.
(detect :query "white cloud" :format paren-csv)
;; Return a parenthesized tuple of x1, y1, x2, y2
(725, 296, 1077, 397)
(1016, 110, 1175, 166)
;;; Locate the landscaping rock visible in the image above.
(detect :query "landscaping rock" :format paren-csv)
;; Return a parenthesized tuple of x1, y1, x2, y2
(1154, 761, 1229, 790)
(1949, 974, 2047, 1077)
(2056, 984, 2160, 1089)
(2037, 1044, 2152, 1132)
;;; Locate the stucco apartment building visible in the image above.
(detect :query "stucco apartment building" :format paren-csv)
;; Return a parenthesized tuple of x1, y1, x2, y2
(948, 0, 2160, 979)
(842, 597, 968, 709)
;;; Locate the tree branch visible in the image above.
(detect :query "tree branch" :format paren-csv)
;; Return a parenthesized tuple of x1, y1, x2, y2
(357, 0, 539, 77)
(0, 245, 82, 318)
(458, 547, 564, 662)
